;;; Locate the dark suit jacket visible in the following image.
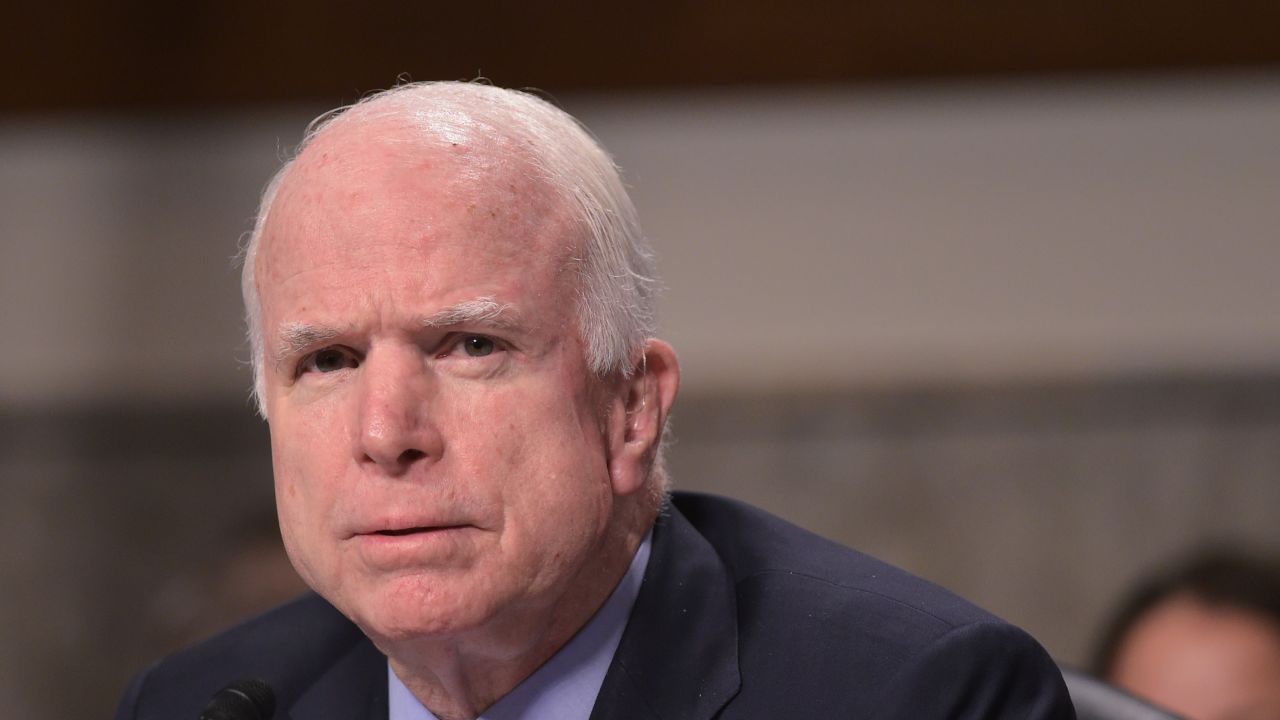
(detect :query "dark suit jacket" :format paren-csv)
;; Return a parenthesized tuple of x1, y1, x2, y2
(116, 492, 1075, 719)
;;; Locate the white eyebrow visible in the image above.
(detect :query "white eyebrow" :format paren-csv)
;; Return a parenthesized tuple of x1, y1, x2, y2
(419, 297, 517, 330)
(273, 322, 341, 369)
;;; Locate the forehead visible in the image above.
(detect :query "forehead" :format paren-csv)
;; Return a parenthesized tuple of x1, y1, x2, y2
(259, 115, 579, 281)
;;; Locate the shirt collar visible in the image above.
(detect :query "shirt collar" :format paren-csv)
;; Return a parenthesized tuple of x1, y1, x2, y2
(388, 531, 653, 720)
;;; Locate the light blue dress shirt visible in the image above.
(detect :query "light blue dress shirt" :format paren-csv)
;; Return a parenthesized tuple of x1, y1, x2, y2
(388, 532, 652, 720)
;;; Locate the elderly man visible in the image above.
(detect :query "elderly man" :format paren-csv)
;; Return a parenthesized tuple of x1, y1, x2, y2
(116, 82, 1074, 720)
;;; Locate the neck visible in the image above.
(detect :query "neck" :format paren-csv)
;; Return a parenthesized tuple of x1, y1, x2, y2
(384, 503, 655, 720)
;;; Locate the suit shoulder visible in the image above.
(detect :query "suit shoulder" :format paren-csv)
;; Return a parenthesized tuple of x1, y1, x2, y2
(668, 493, 1074, 717)
(116, 593, 371, 720)
(871, 620, 1076, 719)
(670, 492, 1007, 637)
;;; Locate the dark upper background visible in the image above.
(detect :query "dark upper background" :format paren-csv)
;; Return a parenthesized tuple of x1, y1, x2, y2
(3, 3, 1280, 718)
(6, 0, 1280, 113)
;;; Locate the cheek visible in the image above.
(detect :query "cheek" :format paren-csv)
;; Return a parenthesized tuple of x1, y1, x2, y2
(272, 459, 315, 556)
(452, 381, 609, 511)
(270, 416, 343, 561)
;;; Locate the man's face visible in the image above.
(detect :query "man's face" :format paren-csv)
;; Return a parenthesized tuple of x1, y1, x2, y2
(256, 123, 628, 648)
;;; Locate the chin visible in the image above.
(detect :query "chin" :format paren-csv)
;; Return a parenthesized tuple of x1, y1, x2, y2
(347, 575, 496, 645)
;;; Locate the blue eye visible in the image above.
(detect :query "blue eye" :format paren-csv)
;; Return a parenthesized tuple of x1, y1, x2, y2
(461, 336, 495, 357)
(303, 348, 359, 374)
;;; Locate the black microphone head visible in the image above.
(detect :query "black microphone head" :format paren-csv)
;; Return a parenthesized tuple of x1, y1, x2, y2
(199, 678, 276, 720)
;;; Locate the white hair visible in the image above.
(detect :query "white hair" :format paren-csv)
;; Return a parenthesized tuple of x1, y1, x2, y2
(239, 81, 667, 493)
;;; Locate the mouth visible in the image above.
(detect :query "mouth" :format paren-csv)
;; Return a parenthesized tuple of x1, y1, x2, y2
(377, 527, 428, 537)
(368, 524, 469, 537)
(352, 523, 476, 569)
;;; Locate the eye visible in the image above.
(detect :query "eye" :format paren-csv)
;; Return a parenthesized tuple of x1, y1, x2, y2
(461, 336, 495, 357)
(300, 347, 359, 375)
(438, 334, 503, 360)
(463, 338, 496, 356)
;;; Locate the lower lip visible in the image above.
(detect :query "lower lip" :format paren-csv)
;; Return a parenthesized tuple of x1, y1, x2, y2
(351, 526, 477, 569)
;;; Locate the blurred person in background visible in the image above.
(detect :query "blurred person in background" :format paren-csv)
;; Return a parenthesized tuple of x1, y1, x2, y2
(114, 81, 1074, 720)
(1093, 549, 1280, 720)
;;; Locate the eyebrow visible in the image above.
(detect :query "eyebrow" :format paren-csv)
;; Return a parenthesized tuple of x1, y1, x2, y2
(419, 297, 518, 331)
(273, 322, 341, 369)
(270, 297, 519, 368)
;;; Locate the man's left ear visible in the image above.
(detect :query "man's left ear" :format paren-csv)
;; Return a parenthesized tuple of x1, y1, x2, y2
(607, 339, 680, 497)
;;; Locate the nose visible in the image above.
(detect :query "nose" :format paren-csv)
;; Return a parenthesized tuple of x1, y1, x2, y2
(353, 344, 442, 475)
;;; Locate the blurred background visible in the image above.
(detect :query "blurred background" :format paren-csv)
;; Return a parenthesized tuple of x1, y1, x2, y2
(3, 2, 1280, 717)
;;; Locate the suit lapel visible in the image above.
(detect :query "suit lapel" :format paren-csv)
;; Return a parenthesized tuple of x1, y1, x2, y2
(284, 634, 388, 720)
(590, 503, 741, 720)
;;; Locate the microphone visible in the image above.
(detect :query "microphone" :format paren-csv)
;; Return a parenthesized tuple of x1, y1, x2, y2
(199, 679, 276, 720)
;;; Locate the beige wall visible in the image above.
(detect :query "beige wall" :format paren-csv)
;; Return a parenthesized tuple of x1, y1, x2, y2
(4, 74, 1280, 406)
(584, 76, 1280, 392)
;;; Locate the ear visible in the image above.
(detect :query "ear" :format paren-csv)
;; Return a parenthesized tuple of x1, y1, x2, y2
(606, 339, 680, 497)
